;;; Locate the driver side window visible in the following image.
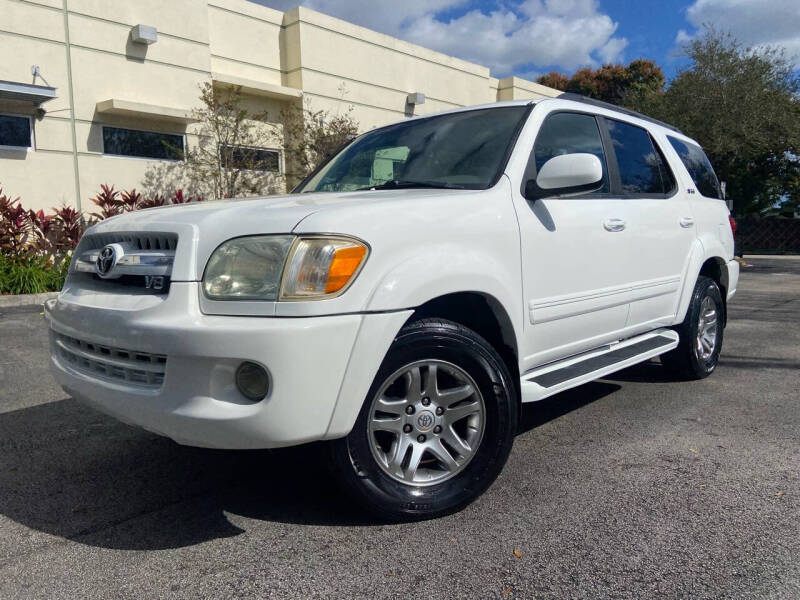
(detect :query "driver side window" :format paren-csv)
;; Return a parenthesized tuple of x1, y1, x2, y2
(527, 112, 609, 194)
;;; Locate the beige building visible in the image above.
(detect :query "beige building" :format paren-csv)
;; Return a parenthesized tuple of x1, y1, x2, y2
(0, 0, 561, 211)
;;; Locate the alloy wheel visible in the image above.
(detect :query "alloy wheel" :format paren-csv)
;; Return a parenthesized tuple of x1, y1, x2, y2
(366, 360, 485, 486)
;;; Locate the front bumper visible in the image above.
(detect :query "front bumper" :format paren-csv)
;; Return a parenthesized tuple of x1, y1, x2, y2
(46, 282, 410, 449)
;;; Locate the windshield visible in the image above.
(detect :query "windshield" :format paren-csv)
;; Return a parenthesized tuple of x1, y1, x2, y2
(295, 106, 530, 193)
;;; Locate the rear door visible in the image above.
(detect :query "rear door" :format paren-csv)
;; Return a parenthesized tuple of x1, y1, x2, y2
(600, 118, 697, 332)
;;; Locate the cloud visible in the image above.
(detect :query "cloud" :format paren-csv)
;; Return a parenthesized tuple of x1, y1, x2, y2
(251, 0, 628, 76)
(679, 0, 800, 66)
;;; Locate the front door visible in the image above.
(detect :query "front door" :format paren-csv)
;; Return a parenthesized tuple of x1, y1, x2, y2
(512, 110, 638, 370)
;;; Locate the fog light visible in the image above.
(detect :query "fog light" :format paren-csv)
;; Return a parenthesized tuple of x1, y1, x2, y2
(235, 361, 269, 401)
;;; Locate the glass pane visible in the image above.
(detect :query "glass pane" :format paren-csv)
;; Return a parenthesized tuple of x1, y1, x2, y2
(102, 126, 184, 160)
(371, 146, 410, 183)
(298, 106, 528, 193)
(0, 115, 31, 148)
(220, 144, 280, 172)
(607, 119, 669, 194)
(531, 112, 609, 193)
(667, 136, 721, 199)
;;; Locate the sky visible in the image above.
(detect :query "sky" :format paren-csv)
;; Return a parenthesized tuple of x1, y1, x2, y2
(250, 0, 800, 81)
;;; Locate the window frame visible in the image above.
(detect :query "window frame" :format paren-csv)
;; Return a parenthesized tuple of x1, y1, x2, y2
(598, 116, 677, 199)
(101, 125, 186, 162)
(0, 112, 35, 151)
(218, 143, 282, 175)
(521, 109, 616, 200)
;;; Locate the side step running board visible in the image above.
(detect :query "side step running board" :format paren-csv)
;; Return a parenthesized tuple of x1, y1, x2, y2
(520, 329, 679, 402)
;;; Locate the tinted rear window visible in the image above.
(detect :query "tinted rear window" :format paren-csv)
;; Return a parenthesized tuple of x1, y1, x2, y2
(606, 119, 674, 195)
(667, 137, 721, 198)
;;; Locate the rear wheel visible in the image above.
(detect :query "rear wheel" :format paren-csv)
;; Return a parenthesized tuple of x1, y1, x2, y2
(662, 276, 724, 379)
(329, 318, 517, 521)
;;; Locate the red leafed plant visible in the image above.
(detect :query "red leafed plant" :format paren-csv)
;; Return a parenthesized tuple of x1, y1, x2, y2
(120, 189, 144, 212)
(90, 184, 123, 220)
(51, 205, 84, 253)
(0, 189, 30, 258)
(27, 209, 55, 254)
(138, 194, 168, 209)
(170, 189, 204, 204)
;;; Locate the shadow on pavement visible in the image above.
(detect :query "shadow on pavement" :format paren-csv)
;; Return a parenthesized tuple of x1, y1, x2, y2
(0, 380, 619, 551)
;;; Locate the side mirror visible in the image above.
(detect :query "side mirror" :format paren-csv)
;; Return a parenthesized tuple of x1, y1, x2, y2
(524, 153, 603, 200)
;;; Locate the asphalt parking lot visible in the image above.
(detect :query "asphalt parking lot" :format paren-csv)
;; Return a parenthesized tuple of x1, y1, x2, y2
(1, 256, 798, 599)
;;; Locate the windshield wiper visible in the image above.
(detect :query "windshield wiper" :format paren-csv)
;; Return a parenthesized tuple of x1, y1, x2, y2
(355, 180, 465, 191)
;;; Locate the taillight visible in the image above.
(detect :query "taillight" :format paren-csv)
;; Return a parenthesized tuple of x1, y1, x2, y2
(728, 215, 736, 235)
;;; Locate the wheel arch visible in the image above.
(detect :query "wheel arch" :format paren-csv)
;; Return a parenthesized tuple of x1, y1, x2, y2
(676, 240, 729, 326)
(408, 291, 520, 391)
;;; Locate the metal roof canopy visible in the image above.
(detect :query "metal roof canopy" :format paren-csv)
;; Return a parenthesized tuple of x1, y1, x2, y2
(0, 80, 56, 105)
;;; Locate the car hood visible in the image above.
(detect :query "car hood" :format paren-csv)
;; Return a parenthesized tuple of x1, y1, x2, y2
(85, 189, 469, 280)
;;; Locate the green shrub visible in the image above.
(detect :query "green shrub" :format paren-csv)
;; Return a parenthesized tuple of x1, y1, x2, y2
(0, 254, 68, 295)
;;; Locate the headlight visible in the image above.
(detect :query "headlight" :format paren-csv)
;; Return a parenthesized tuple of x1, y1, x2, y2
(202, 235, 368, 301)
(280, 236, 368, 300)
(203, 235, 294, 300)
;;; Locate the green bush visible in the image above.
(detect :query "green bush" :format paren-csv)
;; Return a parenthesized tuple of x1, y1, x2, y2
(0, 254, 69, 295)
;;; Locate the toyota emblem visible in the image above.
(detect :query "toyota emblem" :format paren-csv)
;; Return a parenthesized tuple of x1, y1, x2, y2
(95, 245, 117, 277)
(416, 411, 434, 431)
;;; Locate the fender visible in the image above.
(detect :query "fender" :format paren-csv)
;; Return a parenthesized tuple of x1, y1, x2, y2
(675, 239, 706, 324)
(366, 246, 523, 330)
(675, 235, 730, 324)
(324, 247, 525, 439)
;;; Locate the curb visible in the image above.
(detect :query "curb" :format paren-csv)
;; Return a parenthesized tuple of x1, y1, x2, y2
(0, 291, 59, 309)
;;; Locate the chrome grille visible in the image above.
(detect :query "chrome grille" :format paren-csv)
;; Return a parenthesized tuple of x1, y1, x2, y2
(83, 232, 178, 252)
(54, 333, 166, 389)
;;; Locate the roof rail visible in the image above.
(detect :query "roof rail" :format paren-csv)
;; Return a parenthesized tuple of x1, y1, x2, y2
(557, 92, 683, 134)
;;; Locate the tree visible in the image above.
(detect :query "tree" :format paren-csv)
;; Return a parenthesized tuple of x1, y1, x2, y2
(641, 28, 800, 216)
(536, 59, 665, 108)
(185, 82, 284, 199)
(281, 99, 360, 189)
(536, 71, 569, 91)
(145, 83, 359, 198)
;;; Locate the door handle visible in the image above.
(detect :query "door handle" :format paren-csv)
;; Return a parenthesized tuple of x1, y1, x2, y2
(603, 218, 626, 232)
(680, 217, 695, 228)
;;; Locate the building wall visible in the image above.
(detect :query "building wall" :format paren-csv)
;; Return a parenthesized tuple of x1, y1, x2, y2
(0, 0, 560, 212)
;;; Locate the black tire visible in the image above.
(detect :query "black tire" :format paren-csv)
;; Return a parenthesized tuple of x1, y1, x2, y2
(329, 318, 518, 521)
(661, 275, 724, 380)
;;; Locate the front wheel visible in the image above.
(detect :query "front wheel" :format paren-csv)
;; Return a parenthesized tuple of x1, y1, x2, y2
(329, 318, 518, 521)
(662, 275, 724, 379)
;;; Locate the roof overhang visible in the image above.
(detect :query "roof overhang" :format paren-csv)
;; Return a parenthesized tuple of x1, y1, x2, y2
(211, 72, 302, 101)
(96, 99, 198, 124)
(0, 80, 56, 105)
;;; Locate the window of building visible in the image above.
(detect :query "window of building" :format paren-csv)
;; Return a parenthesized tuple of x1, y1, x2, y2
(102, 126, 184, 160)
(667, 136, 722, 199)
(0, 114, 33, 149)
(606, 119, 674, 195)
(219, 144, 280, 172)
(529, 112, 610, 193)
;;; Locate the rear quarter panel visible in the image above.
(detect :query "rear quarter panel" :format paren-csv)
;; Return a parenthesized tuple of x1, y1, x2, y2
(658, 132, 734, 322)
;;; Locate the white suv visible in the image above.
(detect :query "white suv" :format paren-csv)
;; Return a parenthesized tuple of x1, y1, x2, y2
(46, 96, 738, 520)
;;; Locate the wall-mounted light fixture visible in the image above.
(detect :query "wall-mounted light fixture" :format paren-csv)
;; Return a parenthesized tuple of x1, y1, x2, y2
(131, 24, 158, 45)
(406, 92, 426, 106)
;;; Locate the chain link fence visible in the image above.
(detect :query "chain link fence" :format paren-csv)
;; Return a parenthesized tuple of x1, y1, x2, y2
(736, 217, 800, 255)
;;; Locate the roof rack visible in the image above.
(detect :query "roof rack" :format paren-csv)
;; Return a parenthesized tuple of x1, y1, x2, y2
(557, 93, 683, 134)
